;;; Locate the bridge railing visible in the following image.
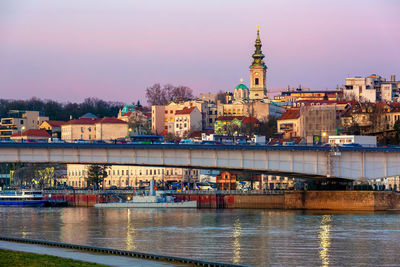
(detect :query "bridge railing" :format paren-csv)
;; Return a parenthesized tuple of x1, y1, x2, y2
(43, 189, 285, 195)
(171, 190, 285, 195)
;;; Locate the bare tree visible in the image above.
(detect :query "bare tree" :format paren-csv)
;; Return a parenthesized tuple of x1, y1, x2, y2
(145, 83, 168, 106)
(146, 83, 194, 106)
(128, 111, 152, 135)
(168, 86, 193, 102)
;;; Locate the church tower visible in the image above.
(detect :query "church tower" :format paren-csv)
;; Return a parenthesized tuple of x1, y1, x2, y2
(249, 26, 267, 100)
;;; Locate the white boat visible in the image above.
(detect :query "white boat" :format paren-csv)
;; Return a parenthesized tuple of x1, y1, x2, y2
(95, 191, 197, 208)
(0, 190, 47, 207)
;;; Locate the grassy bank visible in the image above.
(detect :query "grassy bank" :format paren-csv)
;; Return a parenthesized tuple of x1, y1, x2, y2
(0, 249, 109, 267)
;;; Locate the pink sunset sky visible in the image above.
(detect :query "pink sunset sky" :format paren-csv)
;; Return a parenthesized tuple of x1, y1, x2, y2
(0, 0, 399, 104)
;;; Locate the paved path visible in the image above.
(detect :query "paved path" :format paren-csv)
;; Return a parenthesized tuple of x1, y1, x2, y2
(0, 240, 186, 267)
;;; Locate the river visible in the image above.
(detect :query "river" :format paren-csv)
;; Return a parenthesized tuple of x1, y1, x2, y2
(0, 207, 399, 266)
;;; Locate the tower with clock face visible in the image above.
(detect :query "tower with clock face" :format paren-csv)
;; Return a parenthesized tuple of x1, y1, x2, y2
(249, 27, 267, 100)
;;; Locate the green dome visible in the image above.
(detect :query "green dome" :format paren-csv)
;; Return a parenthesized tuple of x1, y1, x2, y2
(235, 84, 249, 90)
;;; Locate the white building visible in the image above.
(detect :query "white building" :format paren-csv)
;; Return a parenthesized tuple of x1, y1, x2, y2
(328, 135, 377, 147)
(343, 74, 399, 103)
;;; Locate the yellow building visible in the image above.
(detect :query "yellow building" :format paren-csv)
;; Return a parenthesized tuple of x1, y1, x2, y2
(66, 164, 199, 189)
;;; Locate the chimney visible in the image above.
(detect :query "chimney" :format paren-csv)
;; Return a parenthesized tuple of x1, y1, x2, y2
(391, 75, 396, 82)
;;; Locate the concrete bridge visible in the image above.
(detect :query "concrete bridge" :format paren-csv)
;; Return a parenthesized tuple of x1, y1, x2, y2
(0, 143, 398, 180)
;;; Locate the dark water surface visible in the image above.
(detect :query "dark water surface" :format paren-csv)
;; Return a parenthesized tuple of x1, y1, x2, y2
(1, 207, 399, 266)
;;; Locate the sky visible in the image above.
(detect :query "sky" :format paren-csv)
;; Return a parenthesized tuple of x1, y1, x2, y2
(0, 0, 399, 105)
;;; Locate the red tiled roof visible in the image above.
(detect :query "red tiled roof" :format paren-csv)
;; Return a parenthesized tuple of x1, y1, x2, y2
(216, 116, 245, 121)
(175, 107, 196, 115)
(121, 111, 132, 117)
(296, 100, 358, 105)
(242, 117, 259, 124)
(189, 130, 214, 138)
(143, 112, 152, 117)
(159, 130, 168, 136)
(278, 108, 300, 120)
(98, 117, 127, 124)
(44, 120, 67, 127)
(11, 129, 51, 138)
(66, 118, 98, 125)
(65, 117, 127, 125)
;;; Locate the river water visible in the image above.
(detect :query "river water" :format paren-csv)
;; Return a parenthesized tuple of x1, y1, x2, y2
(0, 207, 399, 266)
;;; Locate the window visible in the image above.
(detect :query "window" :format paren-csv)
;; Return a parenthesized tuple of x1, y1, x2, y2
(81, 127, 84, 133)
(122, 170, 124, 175)
(255, 78, 259, 85)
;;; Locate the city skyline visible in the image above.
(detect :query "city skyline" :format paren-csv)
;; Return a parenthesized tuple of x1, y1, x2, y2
(0, 0, 399, 103)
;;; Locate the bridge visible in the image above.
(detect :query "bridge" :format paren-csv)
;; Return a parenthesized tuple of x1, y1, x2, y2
(0, 143, 398, 180)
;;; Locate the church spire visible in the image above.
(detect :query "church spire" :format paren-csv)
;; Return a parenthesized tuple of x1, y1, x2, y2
(251, 25, 265, 67)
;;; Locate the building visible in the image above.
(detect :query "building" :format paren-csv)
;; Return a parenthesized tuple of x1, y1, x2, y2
(118, 109, 152, 136)
(249, 27, 267, 100)
(216, 171, 237, 190)
(277, 108, 301, 139)
(61, 117, 128, 142)
(274, 88, 342, 104)
(328, 135, 377, 147)
(10, 129, 51, 142)
(300, 105, 338, 144)
(172, 107, 202, 137)
(66, 164, 199, 189)
(218, 101, 283, 122)
(0, 110, 49, 139)
(152, 100, 207, 135)
(343, 74, 400, 103)
(39, 120, 67, 138)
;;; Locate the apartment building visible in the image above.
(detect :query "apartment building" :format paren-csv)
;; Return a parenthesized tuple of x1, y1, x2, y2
(0, 110, 49, 139)
(152, 101, 205, 135)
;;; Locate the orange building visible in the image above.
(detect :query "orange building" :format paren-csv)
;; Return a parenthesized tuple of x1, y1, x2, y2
(216, 171, 237, 190)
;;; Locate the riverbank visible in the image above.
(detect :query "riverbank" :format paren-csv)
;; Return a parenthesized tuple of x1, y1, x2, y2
(0, 248, 107, 267)
(47, 190, 400, 211)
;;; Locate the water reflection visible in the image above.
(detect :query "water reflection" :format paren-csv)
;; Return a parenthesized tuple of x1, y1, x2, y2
(319, 215, 332, 267)
(126, 209, 136, 251)
(232, 218, 241, 264)
(1, 208, 400, 267)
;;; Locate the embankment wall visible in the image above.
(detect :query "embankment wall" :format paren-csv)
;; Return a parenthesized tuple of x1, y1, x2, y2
(48, 191, 400, 210)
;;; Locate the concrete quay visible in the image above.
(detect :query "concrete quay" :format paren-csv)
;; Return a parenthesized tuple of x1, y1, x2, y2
(46, 190, 400, 211)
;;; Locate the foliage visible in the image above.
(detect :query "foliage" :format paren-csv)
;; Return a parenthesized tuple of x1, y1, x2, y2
(86, 165, 109, 188)
(255, 116, 277, 138)
(164, 132, 180, 143)
(394, 119, 400, 144)
(145, 83, 193, 106)
(0, 97, 123, 121)
(10, 164, 66, 188)
(0, 249, 107, 267)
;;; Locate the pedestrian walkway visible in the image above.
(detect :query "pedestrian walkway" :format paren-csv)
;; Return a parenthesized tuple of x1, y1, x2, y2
(0, 241, 185, 267)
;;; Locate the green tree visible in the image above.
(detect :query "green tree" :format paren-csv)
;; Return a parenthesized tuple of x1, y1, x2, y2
(86, 165, 109, 189)
(394, 119, 400, 144)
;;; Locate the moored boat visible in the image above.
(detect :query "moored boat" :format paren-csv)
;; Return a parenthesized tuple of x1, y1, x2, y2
(0, 190, 47, 207)
(95, 191, 197, 208)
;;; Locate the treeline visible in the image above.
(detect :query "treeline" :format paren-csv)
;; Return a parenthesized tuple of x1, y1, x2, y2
(0, 97, 124, 121)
